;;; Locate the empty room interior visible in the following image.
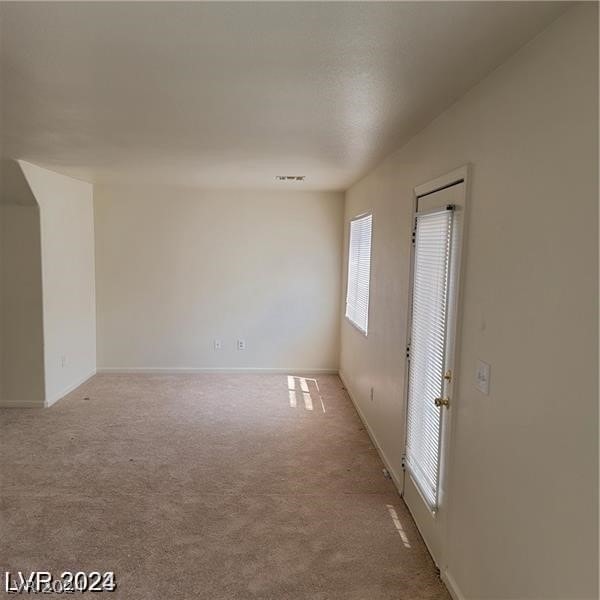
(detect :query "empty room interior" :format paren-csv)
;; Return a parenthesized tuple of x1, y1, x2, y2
(0, 2, 598, 599)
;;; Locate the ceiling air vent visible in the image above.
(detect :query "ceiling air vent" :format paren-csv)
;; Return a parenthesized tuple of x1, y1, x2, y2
(275, 175, 306, 182)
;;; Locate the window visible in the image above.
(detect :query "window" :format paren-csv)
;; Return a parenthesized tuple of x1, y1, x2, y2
(345, 213, 372, 334)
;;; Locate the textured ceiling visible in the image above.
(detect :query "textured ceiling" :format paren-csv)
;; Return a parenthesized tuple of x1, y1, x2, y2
(0, 2, 569, 190)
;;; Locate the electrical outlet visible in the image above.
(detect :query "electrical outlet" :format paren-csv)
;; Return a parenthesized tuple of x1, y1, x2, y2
(214, 339, 222, 350)
(237, 339, 246, 351)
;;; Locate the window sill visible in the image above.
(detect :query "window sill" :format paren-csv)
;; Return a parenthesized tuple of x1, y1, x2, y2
(345, 315, 368, 337)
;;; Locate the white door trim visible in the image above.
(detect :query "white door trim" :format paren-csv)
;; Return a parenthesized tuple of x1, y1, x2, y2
(402, 164, 471, 570)
(413, 165, 470, 199)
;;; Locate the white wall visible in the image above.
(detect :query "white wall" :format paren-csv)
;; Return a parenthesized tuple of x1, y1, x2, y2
(0, 164, 46, 407)
(94, 186, 344, 372)
(340, 5, 597, 600)
(20, 161, 96, 406)
(0, 206, 46, 407)
(0, 200, 3, 403)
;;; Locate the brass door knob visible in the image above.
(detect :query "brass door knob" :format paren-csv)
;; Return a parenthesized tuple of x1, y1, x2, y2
(434, 397, 450, 408)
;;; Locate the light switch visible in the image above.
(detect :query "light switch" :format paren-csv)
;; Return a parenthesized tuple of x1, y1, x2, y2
(475, 360, 491, 395)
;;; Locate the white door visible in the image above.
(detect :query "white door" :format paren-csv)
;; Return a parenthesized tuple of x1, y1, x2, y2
(403, 169, 467, 570)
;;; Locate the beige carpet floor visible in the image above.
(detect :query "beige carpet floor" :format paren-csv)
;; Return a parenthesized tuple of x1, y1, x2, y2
(1, 373, 450, 600)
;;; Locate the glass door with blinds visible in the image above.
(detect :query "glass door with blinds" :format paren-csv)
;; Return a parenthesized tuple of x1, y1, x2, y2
(403, 169, 467, 571)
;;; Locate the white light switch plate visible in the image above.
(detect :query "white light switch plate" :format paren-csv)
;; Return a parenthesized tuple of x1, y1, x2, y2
(475, 360, 491, 395)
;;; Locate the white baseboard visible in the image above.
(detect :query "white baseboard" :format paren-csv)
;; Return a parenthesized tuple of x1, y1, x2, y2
(0, 399, 45, 408)
(45, 369, 97, 407)
(341, 370, 461, 600)
(97, 367, 339, 375)
(441, 569, 466, 600)
(339, 370, 404, 496)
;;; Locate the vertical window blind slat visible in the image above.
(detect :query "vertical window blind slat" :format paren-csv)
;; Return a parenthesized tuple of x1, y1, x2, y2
(406, 208, 453, 510)
(345, 214, 372, 334)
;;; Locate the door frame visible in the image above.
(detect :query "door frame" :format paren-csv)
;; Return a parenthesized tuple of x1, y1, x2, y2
(401, 164, 471, 572)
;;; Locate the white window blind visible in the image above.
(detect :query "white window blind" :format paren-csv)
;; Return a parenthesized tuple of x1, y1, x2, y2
(345, 213, 372, 334)
(405, 207, 454, 510)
